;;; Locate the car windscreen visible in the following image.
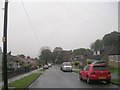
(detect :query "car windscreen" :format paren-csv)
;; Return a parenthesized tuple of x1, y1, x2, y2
(93, 66, 108, 70)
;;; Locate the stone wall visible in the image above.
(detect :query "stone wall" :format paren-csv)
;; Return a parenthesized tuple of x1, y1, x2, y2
(109, 60, 120, 68)
(108, 55, 120, 68)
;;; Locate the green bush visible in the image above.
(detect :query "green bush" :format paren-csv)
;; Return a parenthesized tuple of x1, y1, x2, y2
(74, 61, 80, 66)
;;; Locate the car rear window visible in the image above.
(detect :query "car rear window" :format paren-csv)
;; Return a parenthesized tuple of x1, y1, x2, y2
(63, 63, 71, 66)
(93, 66, 108, 70)
(92, 61, 106, 64)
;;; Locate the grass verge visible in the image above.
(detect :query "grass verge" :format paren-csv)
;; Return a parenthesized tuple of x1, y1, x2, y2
(111, 79, 120, 85)
(109, 68, 120, 74)
(8, 72, 41, 89)
(0, 68, 45, 90)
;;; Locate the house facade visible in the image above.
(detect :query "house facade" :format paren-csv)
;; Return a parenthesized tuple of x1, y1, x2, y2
(93, 46, 120, 68)
(7, 53, 39, 70)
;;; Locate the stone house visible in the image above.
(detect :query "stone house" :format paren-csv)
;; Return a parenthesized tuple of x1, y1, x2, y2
(107, 46, 120, 68)
(92, 46, 120, 68)
(7, 53, 39, 70)
(7, 54, 28, 70)
(91, 46, 113, 65)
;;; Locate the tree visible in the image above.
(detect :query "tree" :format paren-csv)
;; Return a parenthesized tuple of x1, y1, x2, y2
(73, 48, 91, 56)
(52, 47, 72, 64)
(103, 31, 120, 47)
(90, 39, 103, 51)
(51, 52, 57, 63)
(53, 47, 63, 52)
(90, 43, 95, 51)
(39, 46, 52, 65)
(57, 51, 64, 64)
(52, 47, 63, 64)
(90, 31, 120, 55)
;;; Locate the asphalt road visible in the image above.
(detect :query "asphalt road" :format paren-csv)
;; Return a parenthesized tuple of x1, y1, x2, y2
(29, 65, 119, 88)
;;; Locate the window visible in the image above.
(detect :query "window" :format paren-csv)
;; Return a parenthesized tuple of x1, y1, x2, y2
(63, 62, 71, 66)
(93, 66, 108, 70)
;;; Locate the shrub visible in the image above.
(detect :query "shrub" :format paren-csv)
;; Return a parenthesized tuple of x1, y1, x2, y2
(74, 61, 80, 66)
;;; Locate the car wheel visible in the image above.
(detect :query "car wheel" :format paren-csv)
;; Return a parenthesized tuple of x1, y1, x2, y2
(87, 76, 91, 84)
(106, 80, 111, 84)
(79, 74, 82, 80)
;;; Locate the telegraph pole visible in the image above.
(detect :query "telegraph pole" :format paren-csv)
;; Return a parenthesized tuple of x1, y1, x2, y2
(2, 0, 8, 90)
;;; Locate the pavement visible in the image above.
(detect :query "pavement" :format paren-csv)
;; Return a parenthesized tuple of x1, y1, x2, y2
(0, 68, 43, 87)
(29, 65, 119, 88)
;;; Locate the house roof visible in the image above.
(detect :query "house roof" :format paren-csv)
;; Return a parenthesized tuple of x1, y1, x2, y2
(93, 46, 119, 56)
(15, 56, 28, 63)
(7, 54, 14, 62)
(107, 47, 120, 55)
(7, 54, 39, 66)
(99, 46, 119, 55)
(83, 51, 96, 59)
(7, 54, 28, 64)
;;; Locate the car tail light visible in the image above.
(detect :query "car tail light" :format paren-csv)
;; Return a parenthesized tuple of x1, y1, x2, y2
(90, 72, 95, 75)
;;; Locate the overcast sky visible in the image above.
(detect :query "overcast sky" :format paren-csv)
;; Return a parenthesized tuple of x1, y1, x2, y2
(0, 0, 118, 58)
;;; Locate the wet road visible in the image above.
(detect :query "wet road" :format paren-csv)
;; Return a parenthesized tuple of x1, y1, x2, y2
(29, 65, 119, 88)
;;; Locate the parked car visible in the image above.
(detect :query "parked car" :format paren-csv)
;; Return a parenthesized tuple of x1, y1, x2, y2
(43, 65, 49, 69)
(48, 63, 52, 67)
(60, 62, 72, 72)
(79, 64, 111, 84)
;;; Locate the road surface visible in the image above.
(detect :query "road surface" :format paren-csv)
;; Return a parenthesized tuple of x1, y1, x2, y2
(29, 65, 119, 88)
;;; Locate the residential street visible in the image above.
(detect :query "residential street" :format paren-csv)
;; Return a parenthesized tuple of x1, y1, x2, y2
(0, 1, 119, 90)
(29, 65, 119, 88)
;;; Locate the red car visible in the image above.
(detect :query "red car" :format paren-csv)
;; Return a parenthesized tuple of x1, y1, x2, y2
(79, 64, 111, 84)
